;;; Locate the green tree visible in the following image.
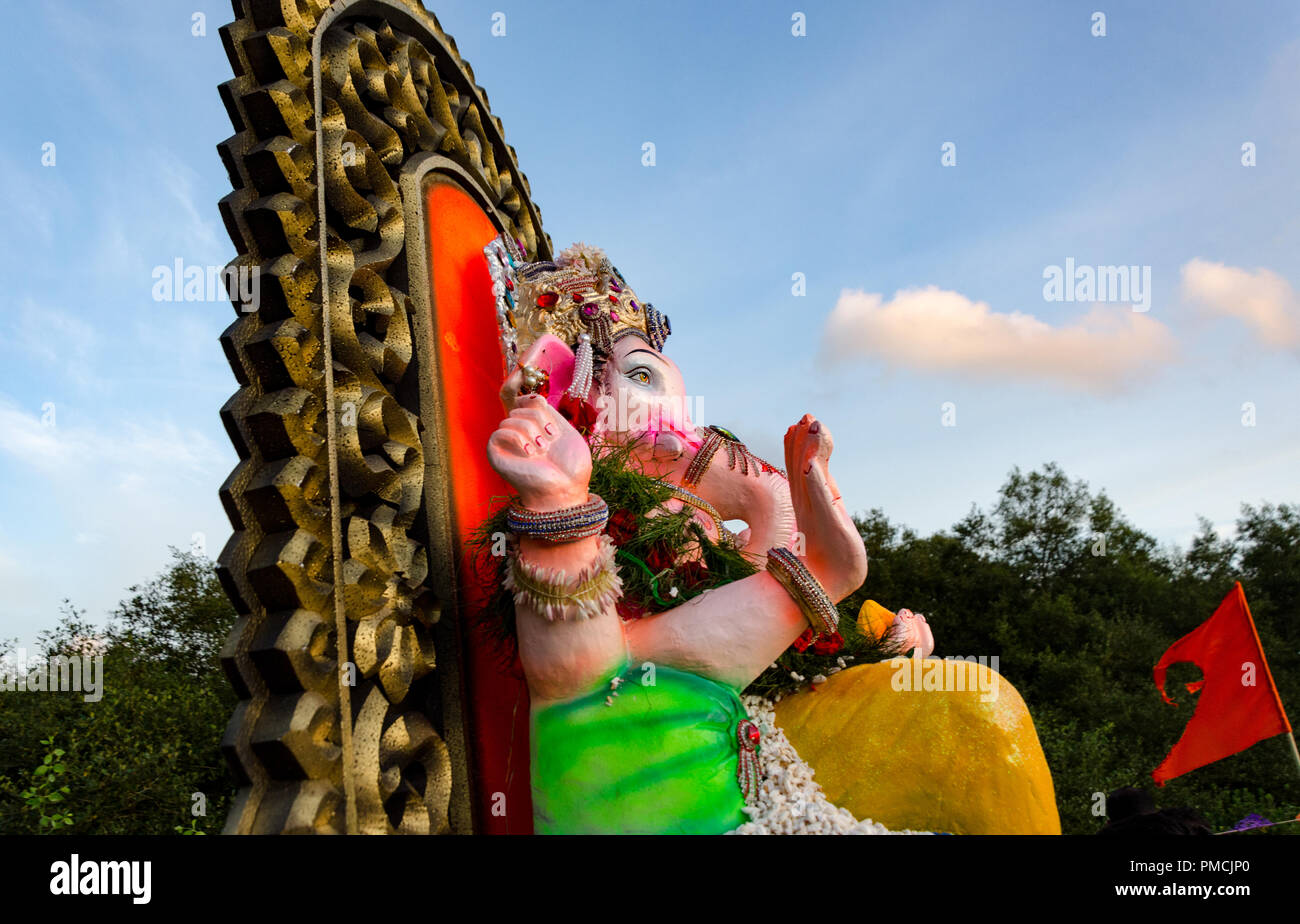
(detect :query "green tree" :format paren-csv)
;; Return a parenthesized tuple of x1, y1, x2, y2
(0, 737, 74, 831)
(0, 549, 237, 834)
(855, 465, 1298, 834)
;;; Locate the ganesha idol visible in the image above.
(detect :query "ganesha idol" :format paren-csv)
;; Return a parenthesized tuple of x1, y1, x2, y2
(480, 236, 1060, 835)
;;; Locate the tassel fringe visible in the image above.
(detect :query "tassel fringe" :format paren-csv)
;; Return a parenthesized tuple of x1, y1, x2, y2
(505, 534, 624, 622)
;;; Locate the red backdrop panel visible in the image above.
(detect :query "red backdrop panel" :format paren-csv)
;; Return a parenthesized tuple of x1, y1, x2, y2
(424, 178, 532, 833)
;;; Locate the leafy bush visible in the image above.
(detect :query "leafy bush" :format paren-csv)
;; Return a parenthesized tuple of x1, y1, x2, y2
(0, 737, 74, 831)
(0, 549, 237, 834)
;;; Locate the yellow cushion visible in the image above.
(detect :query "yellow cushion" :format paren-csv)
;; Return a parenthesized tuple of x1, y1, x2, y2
(774, 660, 1061, 834)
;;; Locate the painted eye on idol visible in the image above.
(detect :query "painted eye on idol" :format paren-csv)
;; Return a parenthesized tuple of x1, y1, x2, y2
(625, 367, 652, 386)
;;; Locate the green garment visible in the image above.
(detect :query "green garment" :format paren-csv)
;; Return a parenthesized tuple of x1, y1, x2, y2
(531, 662, 749, 834)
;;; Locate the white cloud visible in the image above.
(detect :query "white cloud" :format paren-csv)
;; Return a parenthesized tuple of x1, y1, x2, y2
(822, 286, 1177, 394)
(0, 398, 218, 479)
(0, 395, 232, 649)
(0, 154, 57, 245)
(3, 298, 100, 388)
(155, 150, 223, 260)
(1180, 258, 1300, 352)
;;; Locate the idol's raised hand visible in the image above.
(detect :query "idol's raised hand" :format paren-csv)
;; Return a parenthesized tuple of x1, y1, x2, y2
(784, 414, 868, 602)
(487, 392, 592, 510)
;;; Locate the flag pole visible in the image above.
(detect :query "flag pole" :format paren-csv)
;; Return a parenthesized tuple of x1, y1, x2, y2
(1237, 582, 1300, 782)
(1287, 731, 1300, 781)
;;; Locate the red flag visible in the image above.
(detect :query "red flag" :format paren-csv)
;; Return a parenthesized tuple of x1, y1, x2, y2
(1152, 582, 1292, 786)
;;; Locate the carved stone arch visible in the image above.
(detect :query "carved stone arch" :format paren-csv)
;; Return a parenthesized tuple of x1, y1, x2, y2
(215, 0, 549, 834)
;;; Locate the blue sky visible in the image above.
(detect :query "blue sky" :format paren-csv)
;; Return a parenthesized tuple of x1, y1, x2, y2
(1, 1, 1298, 649)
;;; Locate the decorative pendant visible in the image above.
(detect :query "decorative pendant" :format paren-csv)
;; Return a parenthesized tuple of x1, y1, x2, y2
(567, 333, 594, 400)
(736, 718, 761, 804)
(683, 426, 783, 489)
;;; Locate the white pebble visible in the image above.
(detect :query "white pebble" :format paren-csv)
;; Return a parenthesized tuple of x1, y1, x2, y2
(726, 695, 929, 836)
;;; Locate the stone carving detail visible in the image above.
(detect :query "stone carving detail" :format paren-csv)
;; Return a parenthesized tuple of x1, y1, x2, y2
(215, 0, 550, 834)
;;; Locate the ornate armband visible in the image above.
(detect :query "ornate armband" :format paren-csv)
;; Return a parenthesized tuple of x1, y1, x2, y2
(506, 493, 609, 543)
(505, 535, 624, 622)
(766, 546, 839, 638)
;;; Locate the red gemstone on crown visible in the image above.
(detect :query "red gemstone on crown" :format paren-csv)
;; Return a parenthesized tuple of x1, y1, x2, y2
(536, 292, 558, 308)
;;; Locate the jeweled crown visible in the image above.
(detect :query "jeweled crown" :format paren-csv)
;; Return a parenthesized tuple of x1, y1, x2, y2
(485, 236, 671, 372)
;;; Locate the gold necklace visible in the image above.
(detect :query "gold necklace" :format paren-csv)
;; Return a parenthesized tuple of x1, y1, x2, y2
(655, 480, 739, 549)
